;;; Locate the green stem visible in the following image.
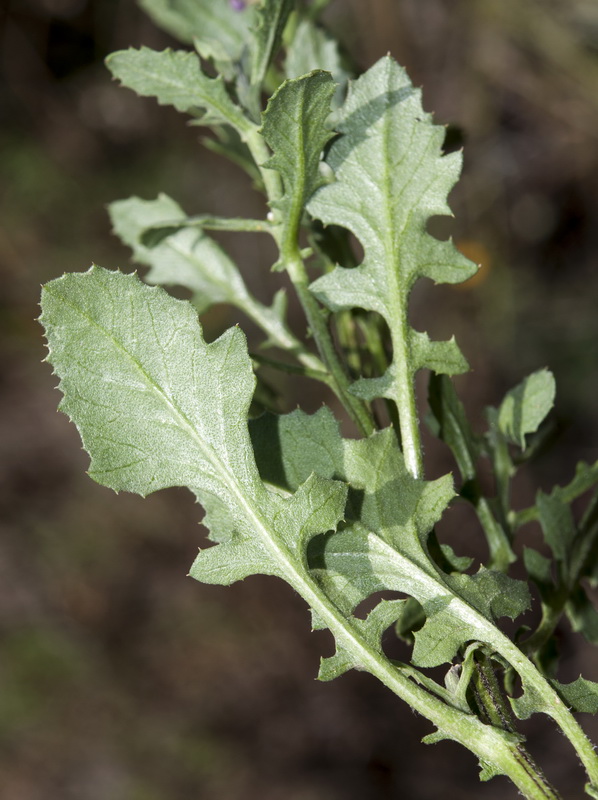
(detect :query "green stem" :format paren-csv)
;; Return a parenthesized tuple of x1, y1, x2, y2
(499, 636, 598, 792)
(250, 351, 332, 384)
(472, 653, 561, 799)
(283, 254, 375, 436)
(245, 127, 375, 436)
(149, 215, 273, 234)
(372, 531, 598, 792)
(522, 586, 569, 665)
(389, 306, 424, 478)
(289, 567, 563, 800)
(334, 310, 364, 376)
(240, 292, 327, 377)
(476, 495, 515, 571)
(245, 127, 284, 208)
(523, 493, 598, 664)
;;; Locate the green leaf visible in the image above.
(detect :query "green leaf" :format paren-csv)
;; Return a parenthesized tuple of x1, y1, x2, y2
(261, 70, 336, 259)
(561, 462, 598, 507)
(438, 543, 474, 573)
(428, 374, 478, 483)
(536, 490, 576, 567)
(41, 268, 256, 497)
(567, 587, 598, 645)
(138, 0, 255, 74)
(108, 195, 308, 359)
(249, 407, 342, 489)
(512, 670, 598, 730)
(428, 374, 515, 570)
(40, 267, 347, 587)
(108, 194, 253, 314)
(307, 55, 476, 357)
(318, 598, 406, 680)
(284, 18, 349, 108)
(106, 47, 253, 136)
(552, 677, 598, 714)
(250, 0, 294, 90)
(251, 408, 529, 669)
(497, 368, 556, 449)
(42, 270, 541, 782)
(522, 547, 553, 589)
(307, 56, 475, 476)
(514, 459, 598, 529)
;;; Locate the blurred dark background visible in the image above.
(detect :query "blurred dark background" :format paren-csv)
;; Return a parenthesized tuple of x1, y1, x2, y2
(1, 1, 598, 798)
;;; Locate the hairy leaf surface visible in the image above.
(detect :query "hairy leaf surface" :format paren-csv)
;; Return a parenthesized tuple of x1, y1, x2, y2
(40, 267, 347, 586)
(250, 0, 294, 90)
(307, 57, 476, 411)
(106, 47, 252, 135)
(108, 194, 305, 357)
(285, 19, 349, 108)
(109, 194, 247, 314)
(251, 408, 529, 671)
(261, 70, 335, 257)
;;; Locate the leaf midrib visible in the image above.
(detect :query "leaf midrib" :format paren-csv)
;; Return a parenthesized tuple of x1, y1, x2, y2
(45, 278, 312, 585)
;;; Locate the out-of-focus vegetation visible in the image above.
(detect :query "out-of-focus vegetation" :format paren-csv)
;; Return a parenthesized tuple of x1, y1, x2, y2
(1, 1, 597, 798)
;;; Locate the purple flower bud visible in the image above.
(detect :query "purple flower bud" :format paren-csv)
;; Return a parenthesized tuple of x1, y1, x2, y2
(230, 0, 245, 10)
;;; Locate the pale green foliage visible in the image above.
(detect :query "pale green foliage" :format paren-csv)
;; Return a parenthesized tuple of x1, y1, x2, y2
(308, 56, 475, 392)
(497, 368, 556, 448)
(41, 267, 347, 588)
(261, 70, 336, 261)
(106, 47, 252, 133)
(40, 2, 598, 798)
(109, 194, 243, 313)
(139, 0, 255, 74)
(284, 18, 349, 107)
(251, 0, 294, 90)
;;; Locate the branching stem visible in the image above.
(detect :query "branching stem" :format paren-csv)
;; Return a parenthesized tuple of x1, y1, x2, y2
(245, 128, 375, 436)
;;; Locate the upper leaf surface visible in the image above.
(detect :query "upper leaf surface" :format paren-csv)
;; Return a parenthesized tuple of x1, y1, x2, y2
(250, 0, 294, 89)
(106, 47, 252, 135)
(308, 56, 475, 396)
(40, 268, 347, 585)
(261, 70, 335, 248)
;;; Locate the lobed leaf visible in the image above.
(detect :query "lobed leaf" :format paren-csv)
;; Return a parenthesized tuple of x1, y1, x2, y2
(513, 676, 598, 720)
(40, 268, 347, 586)
(109, 194, 250, 314)
(108, 194, 304, 358)
(43, 273, 525, 778)
(251, 408, 530, 669)
(106, 47, 252, 135)
(554, 677, 598, 714)
(307, 56, 476, 411)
